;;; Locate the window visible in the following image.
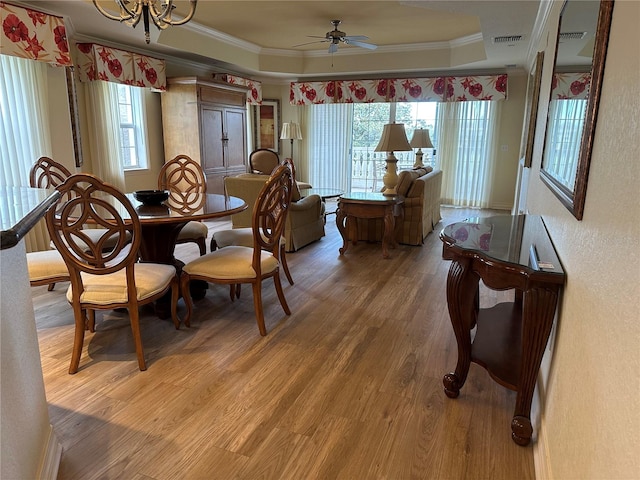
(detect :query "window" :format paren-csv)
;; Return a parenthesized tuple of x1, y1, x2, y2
(308, 99, 499, 206)
(116, 84, 147, 170)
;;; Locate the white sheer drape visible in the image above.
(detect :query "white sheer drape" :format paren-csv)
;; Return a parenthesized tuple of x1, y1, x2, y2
(0, 55, 52, 187)
(83, 80, 126, 190)
(306, 103, 354, 191)
(436, 101, 501, 208)
(0, 55, 53, 252)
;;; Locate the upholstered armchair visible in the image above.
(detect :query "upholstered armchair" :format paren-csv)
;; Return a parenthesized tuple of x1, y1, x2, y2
(249, 148, 312, 190)
(224, 173, 325, 252)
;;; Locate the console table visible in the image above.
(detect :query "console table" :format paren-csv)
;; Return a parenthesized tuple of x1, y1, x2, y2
(336, 192, 403, 258)
(440, 215, 565, 446)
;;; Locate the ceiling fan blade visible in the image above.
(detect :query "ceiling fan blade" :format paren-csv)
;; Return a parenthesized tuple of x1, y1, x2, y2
(328, 43, 339, 54)
(343, 35, 369, 41)
(344, 39, 377, 50)
(292, 40, 329, 48)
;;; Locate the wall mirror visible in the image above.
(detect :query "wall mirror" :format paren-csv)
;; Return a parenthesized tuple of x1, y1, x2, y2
(521, 51, 545, 168)
(540, 0, 614, 220)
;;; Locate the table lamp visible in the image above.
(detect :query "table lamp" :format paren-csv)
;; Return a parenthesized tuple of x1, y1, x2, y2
(280, 122, 302, 158)
(409, 128, 434, 168)
(374, 123, 412, 195)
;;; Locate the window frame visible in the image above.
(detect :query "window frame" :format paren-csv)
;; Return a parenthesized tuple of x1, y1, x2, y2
(116, 84, 149, 171)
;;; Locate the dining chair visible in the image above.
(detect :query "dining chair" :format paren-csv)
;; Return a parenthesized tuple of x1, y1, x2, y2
(158, 154, 208, 256)
(209, 158, 300, 288)
(29, 156, 130, 290)
(180, 163, 294, 335)
(45, 173, 181, 374)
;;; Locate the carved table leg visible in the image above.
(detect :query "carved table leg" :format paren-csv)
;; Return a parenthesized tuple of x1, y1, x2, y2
(381, 207, 394, 259)
(139, 222, 207, 319)
(336, 207, 349, 255)
(443, 257, 480, 398)
(510, 286, 559, 446)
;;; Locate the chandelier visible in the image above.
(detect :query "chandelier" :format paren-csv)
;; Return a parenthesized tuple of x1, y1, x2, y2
(92, 0, 198, 44)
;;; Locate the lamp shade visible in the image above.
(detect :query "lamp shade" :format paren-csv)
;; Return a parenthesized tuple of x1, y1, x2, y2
(280, 122, 302, 140)
(374, 123, 412, 152)
(409, 128, 434, 149)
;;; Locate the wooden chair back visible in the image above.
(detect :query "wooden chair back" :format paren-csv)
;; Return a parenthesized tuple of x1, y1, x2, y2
(29, 156, 72, 188)
(45, 174, 141, 286)
(250, 163, 294, 269)
(159, 154, 206, 196)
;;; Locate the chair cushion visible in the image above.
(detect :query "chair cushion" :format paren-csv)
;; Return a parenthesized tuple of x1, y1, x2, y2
(213, 228, 286, 248)
(178, 220, 208, 240)
(66, 263, 176, 305)
(183, 246, 278, 280)
(27, 250, 68, 281)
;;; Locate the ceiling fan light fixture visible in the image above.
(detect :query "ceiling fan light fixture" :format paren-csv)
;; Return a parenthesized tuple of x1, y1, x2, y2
(92, 0, 198, 44)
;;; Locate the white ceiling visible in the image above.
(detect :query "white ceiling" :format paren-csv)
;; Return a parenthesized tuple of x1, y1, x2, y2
(16, 0, 546, 79)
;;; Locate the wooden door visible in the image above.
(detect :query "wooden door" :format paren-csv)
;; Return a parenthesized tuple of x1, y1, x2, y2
(224, 107, 247, 170)
(200, 105, 224, 173)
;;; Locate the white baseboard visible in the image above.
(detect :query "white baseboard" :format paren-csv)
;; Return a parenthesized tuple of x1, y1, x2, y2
(534, 418, 552, 480)
(37, 426, 62, 480)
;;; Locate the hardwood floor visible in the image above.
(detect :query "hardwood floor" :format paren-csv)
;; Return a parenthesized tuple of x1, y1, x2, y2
(32, 206, 535, 480)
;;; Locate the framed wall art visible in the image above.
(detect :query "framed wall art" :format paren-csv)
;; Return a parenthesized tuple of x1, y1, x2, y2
(254, 99, 280, 154)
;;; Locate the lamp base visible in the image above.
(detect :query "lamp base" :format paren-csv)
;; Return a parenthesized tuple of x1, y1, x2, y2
(382, 155, 399, 196)
(413, 149, 424, 168)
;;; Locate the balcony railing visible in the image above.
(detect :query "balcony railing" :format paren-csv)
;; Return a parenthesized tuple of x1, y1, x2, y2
(350, 147, 434, 192)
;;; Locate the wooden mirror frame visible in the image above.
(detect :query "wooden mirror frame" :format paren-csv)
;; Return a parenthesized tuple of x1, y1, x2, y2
(540, 0, 614, 220)
(521, 51, 544, 168)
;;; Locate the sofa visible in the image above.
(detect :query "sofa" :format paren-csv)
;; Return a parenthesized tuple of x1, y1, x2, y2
(224, 173, 325, 252)
(355, 167, 443, 246)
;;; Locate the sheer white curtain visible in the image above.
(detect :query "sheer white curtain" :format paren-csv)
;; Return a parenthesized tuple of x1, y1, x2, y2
(83, 80, 126, 191)
(305, 103, 354, 191)
(436, 101, 501, 208)
(0, 55, 52, 186)
(0, 55, 53, 251)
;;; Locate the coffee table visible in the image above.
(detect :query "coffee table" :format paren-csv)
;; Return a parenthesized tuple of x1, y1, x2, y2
(336, 192, 404, 258)
(301, 188, 344, 216)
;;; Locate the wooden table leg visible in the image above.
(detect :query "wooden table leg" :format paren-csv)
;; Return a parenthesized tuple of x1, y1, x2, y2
(443, 257, 480, 398)
(511, 286, 558, 446)
(336, 207, 349, 255)
(382, 207, 394, 259)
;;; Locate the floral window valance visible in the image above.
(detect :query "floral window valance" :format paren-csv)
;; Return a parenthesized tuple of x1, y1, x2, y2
(212, 73, 262, 105)
(75, 42, 166, 91)
(290, 74, 508, 105)
(551, 72, 590, 100)
(0, 2, 71, 66)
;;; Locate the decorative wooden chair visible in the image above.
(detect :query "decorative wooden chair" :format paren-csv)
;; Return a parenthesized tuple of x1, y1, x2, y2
(158, 154, 208, 256)
(180, 163, 294, 335)
(28, 157, 130, 290)
(45, 173, 181, 374)
(209, 158, 300, 288)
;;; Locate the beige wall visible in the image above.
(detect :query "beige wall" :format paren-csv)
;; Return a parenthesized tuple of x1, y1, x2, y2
(526, 1, 640, 478)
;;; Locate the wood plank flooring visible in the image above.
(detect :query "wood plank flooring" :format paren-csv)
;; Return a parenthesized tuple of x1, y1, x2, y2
(32, 206, 535, 480)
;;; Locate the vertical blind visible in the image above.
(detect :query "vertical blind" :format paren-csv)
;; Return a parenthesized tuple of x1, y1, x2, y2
(306, 103, 354, 192)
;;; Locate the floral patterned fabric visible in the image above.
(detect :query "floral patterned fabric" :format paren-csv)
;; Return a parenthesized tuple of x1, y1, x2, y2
(0, 1, 70, 66)
(551, 72, 591, 100)
(212, 73, 262, 105)
(75, 42, 166, 91)
(290, 74, 508, 105)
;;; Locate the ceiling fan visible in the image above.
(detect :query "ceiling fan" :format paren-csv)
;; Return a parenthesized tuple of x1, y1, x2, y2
(293, 20, 377, 53)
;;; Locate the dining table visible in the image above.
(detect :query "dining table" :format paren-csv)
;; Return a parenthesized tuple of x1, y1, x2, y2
(127, 192, 247, 317)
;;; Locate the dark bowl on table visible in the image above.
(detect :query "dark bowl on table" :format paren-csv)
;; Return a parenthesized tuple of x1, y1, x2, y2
(133, 190, 169, 206)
